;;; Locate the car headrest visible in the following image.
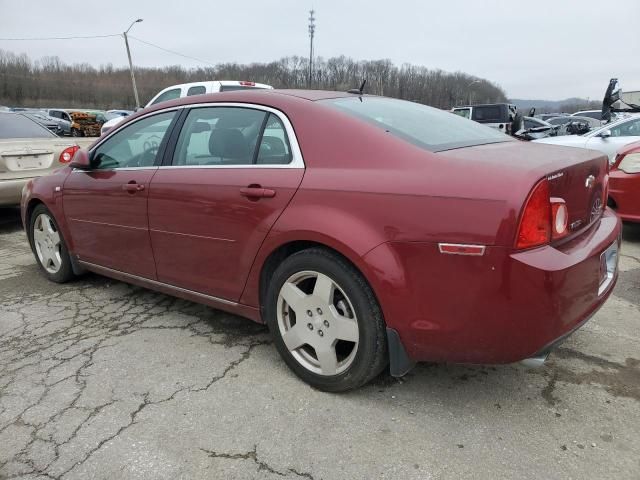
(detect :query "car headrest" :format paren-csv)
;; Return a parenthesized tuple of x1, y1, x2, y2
(209, 129, 250, 161)
(257, 136, 291, 164)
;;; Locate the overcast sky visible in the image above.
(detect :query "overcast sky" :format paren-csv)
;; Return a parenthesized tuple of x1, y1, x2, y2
(1, 0, 638, 100)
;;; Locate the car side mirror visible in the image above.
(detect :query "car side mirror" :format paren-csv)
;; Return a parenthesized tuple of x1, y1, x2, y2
(598, 129, 612, 138)
(69, 149, 91, 169)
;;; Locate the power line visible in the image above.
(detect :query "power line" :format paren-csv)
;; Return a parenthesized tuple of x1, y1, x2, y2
(0, 34, 121, 41)
(128, 35, 216, 67)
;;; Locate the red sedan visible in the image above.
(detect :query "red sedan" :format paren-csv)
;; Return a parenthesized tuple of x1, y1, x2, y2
(608, 140, 640, 223)
(21, 90, 621, 391)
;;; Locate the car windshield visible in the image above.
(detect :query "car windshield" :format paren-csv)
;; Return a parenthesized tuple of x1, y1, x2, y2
(0, 113, 55, 139)
(323, 97, 510, 152)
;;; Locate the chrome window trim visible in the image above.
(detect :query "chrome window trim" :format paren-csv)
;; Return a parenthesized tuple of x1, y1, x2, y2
(164, 102, 304, 169)
(88, 102, 305, 170)
(71, 166, 158, 173)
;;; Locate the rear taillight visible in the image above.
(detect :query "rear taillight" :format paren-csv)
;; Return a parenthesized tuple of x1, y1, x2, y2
(239, 81, 256, 86)
(516, 179, 551, 249)
(59, 145, 79, 163)
(516, 179, 571, 249)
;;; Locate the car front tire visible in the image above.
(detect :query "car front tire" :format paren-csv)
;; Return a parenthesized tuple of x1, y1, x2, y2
(265, 248, 388, 392)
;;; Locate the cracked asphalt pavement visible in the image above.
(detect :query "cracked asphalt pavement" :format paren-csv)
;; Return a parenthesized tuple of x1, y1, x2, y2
(0, 206, 639, 480)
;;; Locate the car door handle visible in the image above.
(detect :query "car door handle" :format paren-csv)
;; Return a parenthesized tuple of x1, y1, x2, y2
(240, 186, 276, 198)
(122, 183, 145, 192)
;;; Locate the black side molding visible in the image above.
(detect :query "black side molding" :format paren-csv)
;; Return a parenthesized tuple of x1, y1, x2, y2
(386, 327, 415, 377)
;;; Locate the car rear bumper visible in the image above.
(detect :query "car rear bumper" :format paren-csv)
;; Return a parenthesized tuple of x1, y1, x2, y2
(0, 178, 30, 206)
(609, 170, 640, 223)
(363, 208, 622, 364)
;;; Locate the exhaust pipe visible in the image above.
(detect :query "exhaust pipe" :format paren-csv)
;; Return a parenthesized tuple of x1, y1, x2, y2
(520, 352, 549, 368)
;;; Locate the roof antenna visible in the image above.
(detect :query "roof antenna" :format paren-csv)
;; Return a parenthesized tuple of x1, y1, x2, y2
(347, 79, 367, 95)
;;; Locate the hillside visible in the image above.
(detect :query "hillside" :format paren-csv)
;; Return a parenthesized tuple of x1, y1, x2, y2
(0, 50, 507, 110)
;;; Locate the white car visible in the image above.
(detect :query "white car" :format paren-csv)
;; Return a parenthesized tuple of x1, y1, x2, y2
(533, 114, 640, 163)
(101, 80, 273, 135)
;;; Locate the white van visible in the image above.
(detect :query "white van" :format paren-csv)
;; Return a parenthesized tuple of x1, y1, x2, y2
(101, 81, 273, 134)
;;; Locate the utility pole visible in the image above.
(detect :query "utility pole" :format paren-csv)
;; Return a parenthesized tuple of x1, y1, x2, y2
(308, 9, 316, 88)
(124, 18, 143, 109)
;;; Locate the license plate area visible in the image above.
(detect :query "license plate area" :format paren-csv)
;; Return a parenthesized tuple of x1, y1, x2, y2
(15, 155, 46, 170)
(598, 241, 619, 296)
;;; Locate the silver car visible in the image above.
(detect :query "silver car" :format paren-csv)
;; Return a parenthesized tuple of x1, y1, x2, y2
(0, 112, 93, 205)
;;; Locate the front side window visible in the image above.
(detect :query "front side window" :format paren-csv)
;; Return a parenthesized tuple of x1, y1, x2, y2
(610, 118, 640, 137)
(187, 85, 206, 96)
(91, 111, 176, 170)
(324, 97, 509, 152)
(172, 107, 270, 166)
(150, 88, 181, 106)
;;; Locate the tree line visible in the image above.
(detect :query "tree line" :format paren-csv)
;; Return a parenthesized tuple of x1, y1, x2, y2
(0, 49, 507, 110)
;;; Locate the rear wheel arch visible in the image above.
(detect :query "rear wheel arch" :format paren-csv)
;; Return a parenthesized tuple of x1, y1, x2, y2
(258, 240, 381, 318)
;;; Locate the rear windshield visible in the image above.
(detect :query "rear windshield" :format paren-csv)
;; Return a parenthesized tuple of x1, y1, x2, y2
(0, 113, 56, 139)
(219, 85, 264, 92)
(322, 97, 509, 152)
(471, 105, 505, 122)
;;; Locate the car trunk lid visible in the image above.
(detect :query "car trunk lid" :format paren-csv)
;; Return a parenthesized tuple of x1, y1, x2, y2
(437, 141, 609, 246)
(0, 138, 64, 180)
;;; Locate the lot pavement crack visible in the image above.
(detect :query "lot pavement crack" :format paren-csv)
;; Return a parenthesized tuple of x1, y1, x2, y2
(201, 445, 316, 479)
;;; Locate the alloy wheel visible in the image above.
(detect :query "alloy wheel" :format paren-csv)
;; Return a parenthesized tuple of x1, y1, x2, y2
(33, 213, 62, 274)
(276, 270, 360, 376)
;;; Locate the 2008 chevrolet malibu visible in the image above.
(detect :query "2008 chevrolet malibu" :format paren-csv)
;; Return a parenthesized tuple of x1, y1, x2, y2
(21, 90, 622, 391)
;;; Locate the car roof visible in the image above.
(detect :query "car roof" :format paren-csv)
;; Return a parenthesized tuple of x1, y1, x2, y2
(136, 89, 361, 116)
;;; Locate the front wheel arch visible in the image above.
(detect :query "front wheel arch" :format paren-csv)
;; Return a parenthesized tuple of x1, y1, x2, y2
(25, 199, 46, 252)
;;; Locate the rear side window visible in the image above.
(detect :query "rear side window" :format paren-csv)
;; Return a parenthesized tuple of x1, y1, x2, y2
(471, 105, 504, 122)
(150, 88, 181, 106)
(256, 114, 292, 164)
(453, 108, 470, 119)
(0, 113, 55, 139)
(172, 107, 267, 166)
(578, 111, 600, 120)
(187, 85, 206, 96)
(324, 97, 509, 152)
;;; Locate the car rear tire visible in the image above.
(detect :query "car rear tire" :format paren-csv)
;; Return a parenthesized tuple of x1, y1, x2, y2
(265, 248, 388, 392)
(29, 204, 75, 283)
